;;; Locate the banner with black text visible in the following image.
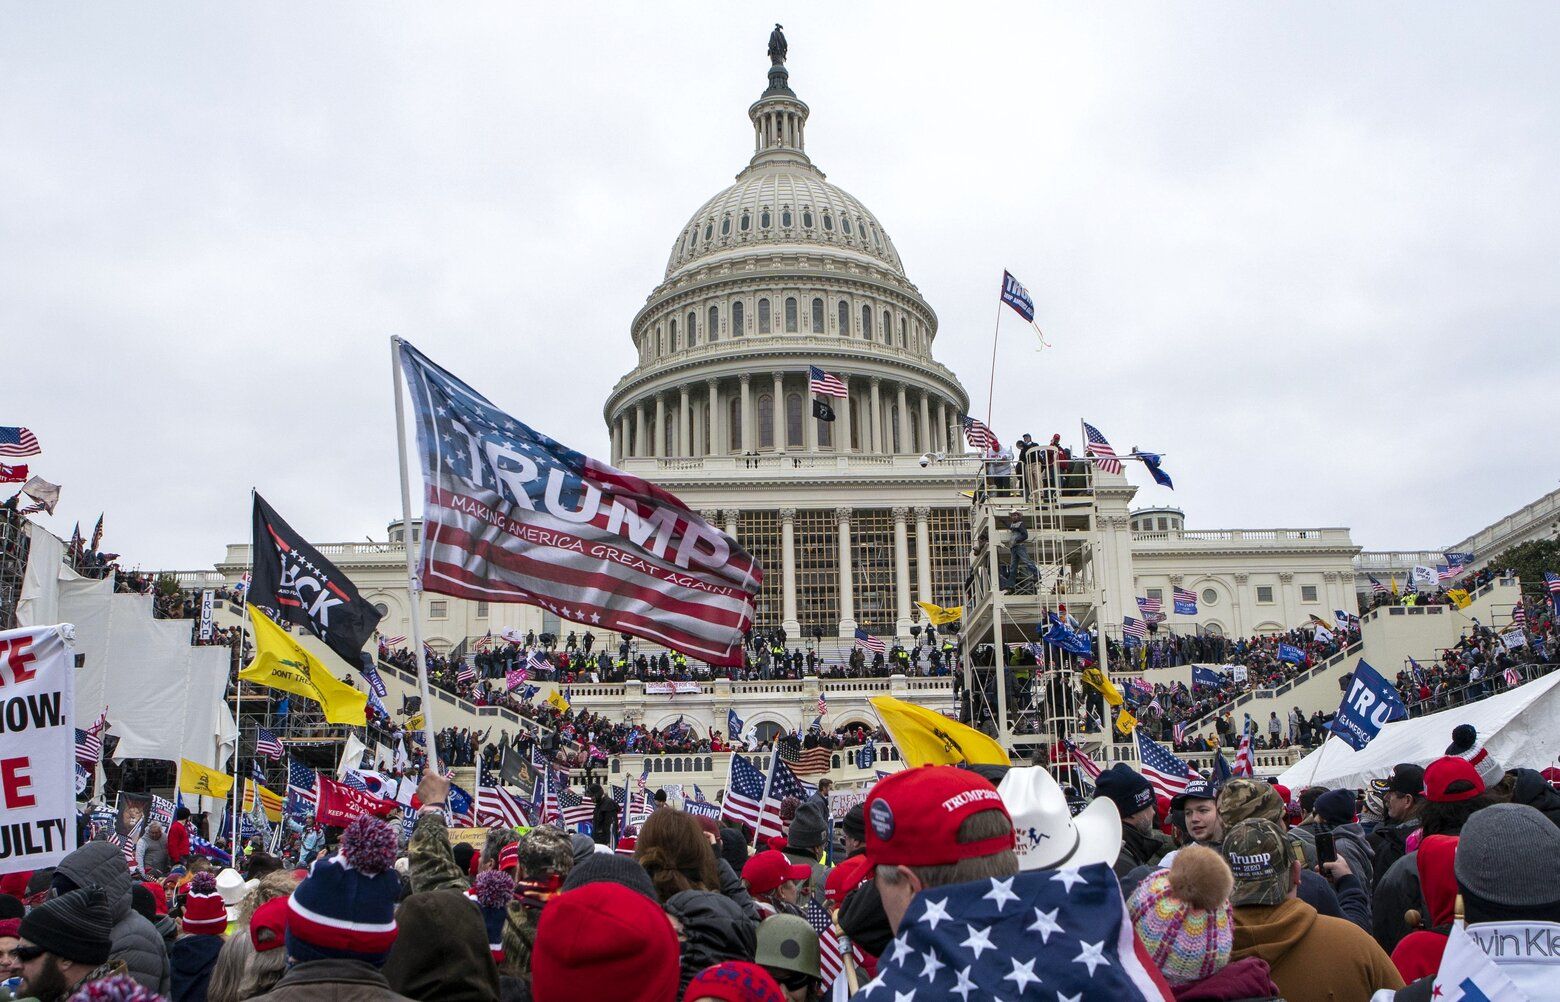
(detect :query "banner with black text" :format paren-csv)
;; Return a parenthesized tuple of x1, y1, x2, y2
(0, 625, 77, 873)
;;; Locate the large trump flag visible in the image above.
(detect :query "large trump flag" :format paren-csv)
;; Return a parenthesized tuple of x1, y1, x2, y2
(397, 341, 761, 666)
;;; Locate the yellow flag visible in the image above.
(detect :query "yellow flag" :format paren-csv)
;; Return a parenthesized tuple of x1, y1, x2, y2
(240, 605, 367, 725)
(546, 689, 571, 714)
(1115, 707, 1138, 735)
(1448, 588, 1472, 609)
(1080, 667, 1124, 707)
(406, 713, 425, 731)
(915, 602, 963, 626)
(244, 780, 284, 822)
(1390, 575, 1399, 596)
(869, 695, 1009, 768)
(179, 759, 234, 799)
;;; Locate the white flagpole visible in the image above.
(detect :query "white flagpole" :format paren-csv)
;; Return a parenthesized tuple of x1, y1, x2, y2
(985, 274, 1004, 429)
(390, 336, 441, 771)
(750, 744, 782, 850)
(232, 519, 255, 852)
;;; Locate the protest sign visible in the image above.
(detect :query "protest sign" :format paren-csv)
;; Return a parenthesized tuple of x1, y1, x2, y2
(0, 625, 77, 873)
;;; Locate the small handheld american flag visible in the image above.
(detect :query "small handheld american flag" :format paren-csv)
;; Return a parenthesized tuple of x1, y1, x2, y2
(255, 727, 284, 760)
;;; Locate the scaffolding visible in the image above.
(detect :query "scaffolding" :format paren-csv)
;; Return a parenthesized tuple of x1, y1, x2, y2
(0, 505, 32, 630)
(959, 455, 1112, 783)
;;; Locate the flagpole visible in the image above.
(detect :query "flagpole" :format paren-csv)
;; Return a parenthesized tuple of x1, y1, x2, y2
(985, 276, 1004, 429)
(390, 336, 441, 771)
(232, 510, 256, 855)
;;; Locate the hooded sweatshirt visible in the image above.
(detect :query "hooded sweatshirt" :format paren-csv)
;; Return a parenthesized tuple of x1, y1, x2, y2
(1231, 897, 1404, 1002)
(1510, 769, 1560, 828)
(1389, 835, 1459, 984)
(1171, 955, 1282, 1002)
(382, 890, 501, 1001)
(55, 840, 171, 995)
(170, 934, 224, 1002)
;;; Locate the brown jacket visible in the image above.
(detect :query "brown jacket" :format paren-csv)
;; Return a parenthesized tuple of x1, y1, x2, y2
(1231, 897, 1403, 1002)
(248, 958, 417, 1001)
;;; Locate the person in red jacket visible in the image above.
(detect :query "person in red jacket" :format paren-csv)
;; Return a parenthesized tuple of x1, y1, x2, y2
(166, 807, 192, 867)
(1389, 834, 1459, 983)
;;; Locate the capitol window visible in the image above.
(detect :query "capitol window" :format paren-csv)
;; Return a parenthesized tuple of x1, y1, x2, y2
(842, 216, 853, 235)
(721, 216, 731, 237)
(785, 297, 798, 333)
(687, 311, 697, 344)
(758, 394, 775, 448)
(761, 208, 771, 228)
(1256, 586, 1275, 604)
(740, 212, 750, 232)
(704, 221, 713, 241)
(811, 298, 824, 333)
(476, 601, 489, 618)
(728, 398, 742, 450)
(899, 317, 907, 346)
(802, 208, 813, 228)
(732, 300, 744, 335)
(708, 305, 719, 341)
(822, 212, 833, 231)
(881, 310, 891, 342)
(1301, 585, 1318, 602)
(860, 304, 871, 337)
(759, 299, 771, 334)
(837, 300, 848, 333)
(670, 318, 678, 351)
(1146, 588, 1163, 603)
(429, 600, 447, 620)
(1201, 589, 1218, 606)
(782, 207, 793, 227)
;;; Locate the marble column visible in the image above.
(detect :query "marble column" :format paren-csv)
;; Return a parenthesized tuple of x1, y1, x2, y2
(779, 508, 799, 637)
(706, 379, 721, 456)
(654, 394, 666, 458)
(678, 387, 691, 456)
(868, 378, 882, 454)
(935, 399, 948, 452)
(839, 381, 853, 453)
(918, 392, 932, 455)
(723, 509, 740, 541)
(895, 383, 909, 455)
(771, 371, 785, 452)
(836, 507, 856, 637)
(618, 413, 631, 460)
(914, 505, 933, 603)
(739, 374, 754, 453)
(634, 403, 647, 459)
(892, 506, 912, 635)
(609, 423, 620, 464)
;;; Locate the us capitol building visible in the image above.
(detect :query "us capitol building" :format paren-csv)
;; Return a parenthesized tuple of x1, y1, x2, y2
(195, 31, 1550, 654)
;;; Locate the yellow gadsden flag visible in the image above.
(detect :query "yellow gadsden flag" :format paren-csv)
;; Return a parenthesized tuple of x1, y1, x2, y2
(240, 605, 367, 725)
(1080, 666, 1124, 707)
(546, 689, 571, 714)
(179, 759, 234, 800)
(915, 602, 964, 626)
(1447, 588, 1472, 610)
(869, 695, 1009, 768)
(1114, 707, 1138, 735)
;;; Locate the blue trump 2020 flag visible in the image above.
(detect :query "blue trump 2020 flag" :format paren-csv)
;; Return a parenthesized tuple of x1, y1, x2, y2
(1277, 643, 1306, 665)
(1330, 659, 1408, 751)
(1000, 270, 1035, 322)
(1043, 613, 1094, 657)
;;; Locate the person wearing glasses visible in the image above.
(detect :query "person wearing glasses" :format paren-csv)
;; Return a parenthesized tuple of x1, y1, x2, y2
(12, 887, 118, 1002)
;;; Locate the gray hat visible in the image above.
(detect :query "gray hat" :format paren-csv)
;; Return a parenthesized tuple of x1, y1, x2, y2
(756, 913, 820, 980)
(561, 852, 658, 902)
(1455, 803, 1560, 919)
(568, 832, 597, 866)
(19, 887, 113, 965)
(786, 800, 827, 851)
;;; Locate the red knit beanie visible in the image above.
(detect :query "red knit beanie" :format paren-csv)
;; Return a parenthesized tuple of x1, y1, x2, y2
(181, 873, 227, 935)
(531, 883, 679, 1002)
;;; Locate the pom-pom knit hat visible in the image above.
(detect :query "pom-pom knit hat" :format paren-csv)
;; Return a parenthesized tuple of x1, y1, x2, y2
(1128, 844, 1235, 985)
(1446, 724, 1505, 789)
(180, 872, 227, 935)
(467, 869, 515, 963)
(286, 815, 401, 965)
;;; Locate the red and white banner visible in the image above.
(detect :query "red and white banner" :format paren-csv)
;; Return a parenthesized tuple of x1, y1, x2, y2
(0, 464, 27, 484)
(0, 625, 77, 873)
(314, 775, 399, 828)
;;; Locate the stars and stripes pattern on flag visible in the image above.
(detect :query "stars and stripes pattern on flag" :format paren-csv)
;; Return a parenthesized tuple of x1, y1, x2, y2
(74, 708, 108, 767)
(999, 269, 1036, 323)
(286, 760, 318, 814)
(780, 743, 834, 779)
(1136, 732, 1193, 799)
(1082, 421, 1121, 474)
(720, 753, 801, 838)
(456, 661, 476, 684)
(804, 899, 866, 990)
(1172, 586, 1198, 615)
(380, 634, 407, 647)
(807, 365, 848, 398)
(816, 692, 827, 717)
(1546, 573, 1560, 610)
(1504, 666, 1522, 688)
(527, 649, 551, 673)
(615, 782, 654, 829)
(1063, 739, 1103, 786)
(1173, 721, 1189, 745)
(473, 632, 495, 652)
(961, 414, 999, 452)
(1233, 735, 1254, 777)
(755, 757, 808, 837)
(1512, 601, 1526, 628)
(1121, 616, 1148, 642)
(1369, 575, 1388, 595)
(853, 627, 886, 655)
(555, 787, 594, 828)
(0, 427, 40, 458)
(255, 727, 284, 760)
(1136, 595, 1164, 622)
(397, 341, 761, 667)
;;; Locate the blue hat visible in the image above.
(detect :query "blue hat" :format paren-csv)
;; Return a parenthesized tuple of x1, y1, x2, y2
(1095, 764, 1155, 818)
(286, 817, 401, 965)
(1172, 779, 1218, 810)
(1313, 788, 1357, 826)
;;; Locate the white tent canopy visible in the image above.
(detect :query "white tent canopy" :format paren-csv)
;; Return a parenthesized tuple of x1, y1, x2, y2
(1277, 670, 1560, 791)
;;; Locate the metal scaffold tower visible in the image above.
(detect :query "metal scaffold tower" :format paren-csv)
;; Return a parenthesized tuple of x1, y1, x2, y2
(959, 455, 1111, 782)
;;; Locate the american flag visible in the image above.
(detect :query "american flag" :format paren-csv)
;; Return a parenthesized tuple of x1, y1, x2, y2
(780, 743, 833, 779)
(1121, 616, 1147, 642)
(1136, 732, 1192, 799)
(456, 661, 476, 684)
(75, 708, 108, 767)
(615, 782, 654, 828)
(286, 760, 318, 816)
(473, 632, 495, 653)
(1504, 666, 1522, 688)
(854, 627, 886, 654)
(961, 414, 999, 452)
(381, 633, 406, 647)
(1369, 575, 1388, 595)
(555, 787, 594, 828)
(255, 727, 284, 760)
(398, 341, 761, 667)
(816, 691, 827, 717)
(805, 898, 867, 989)
(1546, 572, 1560, 600)
(807, 365, 848, 398)
(1172, 720, 1188, 745)
(1062, 738, 1103, 785)
(1172, 586, 1198, 615)
(1136, 595, 1164, 622)
(109, 831, 138, 870)
(1513, 601, 1526, 628)
(721, 753, 801, 839)
(999, 269, 1036, 323)
(1233, 735, 1254, 777)
(0, 426, 40, 458)
(1082, 421, 1121, 474)
(527, 649, 551, 673)
(1437, 563, 1461, 582)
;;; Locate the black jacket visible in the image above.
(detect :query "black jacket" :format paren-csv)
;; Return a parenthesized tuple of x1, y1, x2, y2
(170, 934, 224, 1002)
(664, 890, 757, 995)
(1113, 824, 1171, 878)
(1511, 769, 1560, 828)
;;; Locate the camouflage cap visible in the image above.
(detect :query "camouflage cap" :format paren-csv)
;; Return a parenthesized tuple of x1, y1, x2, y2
(755, 913, 820, 979)
(1221, 819, 1293, 907)
(1216, 779, 1283, 829)
(516, 826, 575, 881)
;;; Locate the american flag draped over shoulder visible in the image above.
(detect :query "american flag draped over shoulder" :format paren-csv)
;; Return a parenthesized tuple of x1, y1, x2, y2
(1136, 732, 1193, 798)
(398, 340, 761, 666)
(1082, 421, 1121, 474)
(807, 365, 848, 398)
(962, 414, 999, 452)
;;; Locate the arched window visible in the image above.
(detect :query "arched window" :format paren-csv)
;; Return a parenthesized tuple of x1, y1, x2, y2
(837, 300, 849, 334)
(739, 212, 750, 232)
(657, 326, 665, 356)
(688, 311, 697, 345)
(704, 221, 713, 241)
(861, 304, 871, 337)
(786, 393, 803, 448)
(881, 310, 892, 343)
(899, 317, 907, 347)
(842, 216, 853, 235)
(708, 305, 719, 342)
(685, 229, 695, 252)
(811, 298, 824, 333)
(822, 212, 833, 232)
(720, 216, 731, 237)
(781, 207, 793, 227)
(757, 394, 775, 449)
(785, 297, 798, 333)
(732, 300, 745, 336)
(669, 318, 678, 351)
(802, 208, 813, 228)
(760, 208, 771, 228)
(758, 299, 771, 334)
(728, 397, 742, 451)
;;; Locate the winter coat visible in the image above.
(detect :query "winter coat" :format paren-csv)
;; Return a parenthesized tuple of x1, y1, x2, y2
(248, 958, 416, 1001)
(137, 833, 171, 875)
(664, 889, 757, 995)
(166, 820, 191, 866)
(1510, 768, 1560, 827)
(1170, 956, 1283, 1001)
(382, 891, 501, 1002)
(1372, 851, 1424, 954)
(170, 934, 224, 1002)
(1328, 821, 1375, 888)
(56, 840, 171, 995)
(838, 876, 893, 957)
(1367, 818, 1420, 889)
(1231, 897, 1403, 1002)
(1387, 835, 1459, 984)
(715, 858, 760, 921)
(1114, 823, 1172, 878)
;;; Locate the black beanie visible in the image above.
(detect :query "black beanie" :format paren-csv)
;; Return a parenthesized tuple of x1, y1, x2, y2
(130, 883, 158, 923)
(19, 887, 113, 965)
(841, 804, 866, 842)
(560, 852, 658, 902)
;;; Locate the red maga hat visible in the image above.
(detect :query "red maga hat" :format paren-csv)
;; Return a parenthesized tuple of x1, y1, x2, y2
(864, 766, 1013, 867)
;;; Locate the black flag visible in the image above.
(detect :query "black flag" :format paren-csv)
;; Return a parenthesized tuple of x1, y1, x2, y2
(812, 398, 835, 422)
(250, 493, 383, 670)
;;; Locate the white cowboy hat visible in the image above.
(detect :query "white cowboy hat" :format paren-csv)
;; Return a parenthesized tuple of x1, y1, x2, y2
(998, 766, 1122, 872)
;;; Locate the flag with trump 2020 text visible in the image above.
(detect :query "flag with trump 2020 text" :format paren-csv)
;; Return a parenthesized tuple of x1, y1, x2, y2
(397, 340, 761, 666)
(251, 493, 383, 670)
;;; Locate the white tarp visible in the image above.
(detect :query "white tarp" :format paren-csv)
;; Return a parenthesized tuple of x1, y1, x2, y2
(1277, 670, 1560, 791)
(60, 577, 237, 769)
(15, 523, 75, 628)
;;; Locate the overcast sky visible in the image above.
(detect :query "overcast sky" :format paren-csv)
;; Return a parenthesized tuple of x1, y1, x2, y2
(4, 3, 1556, 570)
